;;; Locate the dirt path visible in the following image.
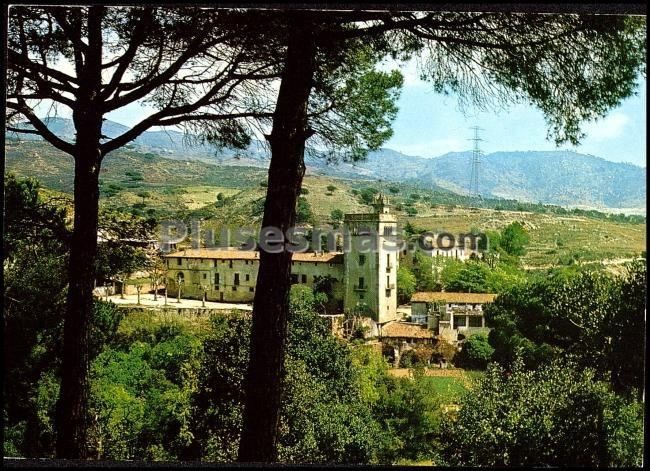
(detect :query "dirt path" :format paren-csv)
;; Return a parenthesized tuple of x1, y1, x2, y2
(388, 367, 467, 379)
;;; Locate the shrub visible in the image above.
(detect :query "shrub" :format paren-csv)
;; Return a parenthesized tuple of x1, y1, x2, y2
(455, 334, 494, 370)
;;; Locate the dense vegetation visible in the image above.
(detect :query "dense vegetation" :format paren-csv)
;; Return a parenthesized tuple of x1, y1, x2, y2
(3, 173, 645, 465)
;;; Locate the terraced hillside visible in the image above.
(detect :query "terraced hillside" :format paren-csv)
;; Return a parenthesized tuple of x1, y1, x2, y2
(6, 138, 645, 267)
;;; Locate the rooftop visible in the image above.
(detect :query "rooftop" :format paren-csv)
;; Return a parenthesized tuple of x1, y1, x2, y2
(411, 292, 497, 304)
(164, 248, 344, 264)
(381, 321, 434, 339)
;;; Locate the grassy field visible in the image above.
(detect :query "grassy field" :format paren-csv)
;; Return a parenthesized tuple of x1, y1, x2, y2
(387, 368, 483, 403)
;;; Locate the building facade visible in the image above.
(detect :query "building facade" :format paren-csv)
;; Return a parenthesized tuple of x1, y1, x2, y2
(164, 249, 345, 303)
(410, 292, 496, 343)
(343, 196, 399, 324)
(163, 195, 399, 324)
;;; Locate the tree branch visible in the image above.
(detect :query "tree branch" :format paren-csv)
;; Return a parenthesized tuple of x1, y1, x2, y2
(100, 8, 153, 100)
(8, 49, 79, 91)
(104, 34, 230, 112)
(6, 126, 42, 135)
(6, 101, 75, 154)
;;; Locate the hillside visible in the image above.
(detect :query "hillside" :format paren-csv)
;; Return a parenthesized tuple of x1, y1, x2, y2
(5, 138, 645, 268)
(7, 118, 646, 211)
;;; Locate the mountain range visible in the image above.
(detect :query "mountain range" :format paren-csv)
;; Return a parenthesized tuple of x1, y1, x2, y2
(7, 117, 646, 211)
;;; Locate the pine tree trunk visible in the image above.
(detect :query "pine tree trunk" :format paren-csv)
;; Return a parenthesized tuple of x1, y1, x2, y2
(238, 19, 316, 463)
(55, 6, 104, 459)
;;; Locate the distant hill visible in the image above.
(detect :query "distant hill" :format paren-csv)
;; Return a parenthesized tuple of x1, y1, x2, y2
(6, 118, 646, 210)
(317, 149, 646, 211)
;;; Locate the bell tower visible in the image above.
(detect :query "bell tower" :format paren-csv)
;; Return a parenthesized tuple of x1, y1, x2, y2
(343, 193, 399, 324)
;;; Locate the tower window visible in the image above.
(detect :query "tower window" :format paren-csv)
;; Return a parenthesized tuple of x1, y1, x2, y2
(214, 273, 220, 286)
(234, 273, 240, 286)
(245, 274, 250, 282)
(358, 277, 365, 289)
(359, 254, 366, 266)
(177, 258, 182, 265)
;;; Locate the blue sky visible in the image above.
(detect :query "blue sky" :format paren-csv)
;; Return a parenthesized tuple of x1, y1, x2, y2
(72, 56, 646, 169)
(383, 61, 646, 167)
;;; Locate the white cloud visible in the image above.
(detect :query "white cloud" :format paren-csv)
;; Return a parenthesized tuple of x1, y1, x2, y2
(583, 111, 630, 141)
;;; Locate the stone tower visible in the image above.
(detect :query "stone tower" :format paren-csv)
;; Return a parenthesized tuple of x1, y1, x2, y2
(343, 193, 399, 324)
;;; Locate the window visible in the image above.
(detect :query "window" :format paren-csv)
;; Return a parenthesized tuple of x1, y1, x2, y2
(249, 287, 254, 292)
(291, 274, 298, 284)
(358, 277, 365, 289)
(386, 289, 391, 297)
(229, 260, 233, 269)
(468, 316, 483, 327)
(177, 258, 182, 265)
(386, 275, 390, 286)
(213, 260, 217, 267)
(454, 316, 467, 328)
(386, 254, 391, 269)
(214, 273, 220, 286)
(234, 273, 240, 286)
(203, 273, 207, 279)
(301, 274, 307, 283)
(245, 274, 250, 282)
(232, 286, 237, 291)
(359, 254, 366, 266)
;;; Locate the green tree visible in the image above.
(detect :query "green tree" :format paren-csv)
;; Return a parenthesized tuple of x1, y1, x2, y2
(330, 208, 344, 228)
(3, 175, 69, 457)
(8, 8, 283, 457)
(485, 263, 645, 398)
(499, 222, 530, 256)
(405, 207, 418, 217)
(296, 196, 315, 224)
(359, 187, 380, 205)
(444, 261, 491, 293)
(396, 266, 417, 304)
(136, 191, 150, 205)
(455, 334, 494, 370)
(191, 297, 382, 464)
(440, 358, 643, 467)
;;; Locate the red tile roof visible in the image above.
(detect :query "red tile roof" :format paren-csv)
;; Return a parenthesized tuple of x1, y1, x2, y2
(381, 321, 434, 339)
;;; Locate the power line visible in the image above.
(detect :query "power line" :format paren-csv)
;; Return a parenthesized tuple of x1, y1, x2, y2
(467, 126, 483, 201)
